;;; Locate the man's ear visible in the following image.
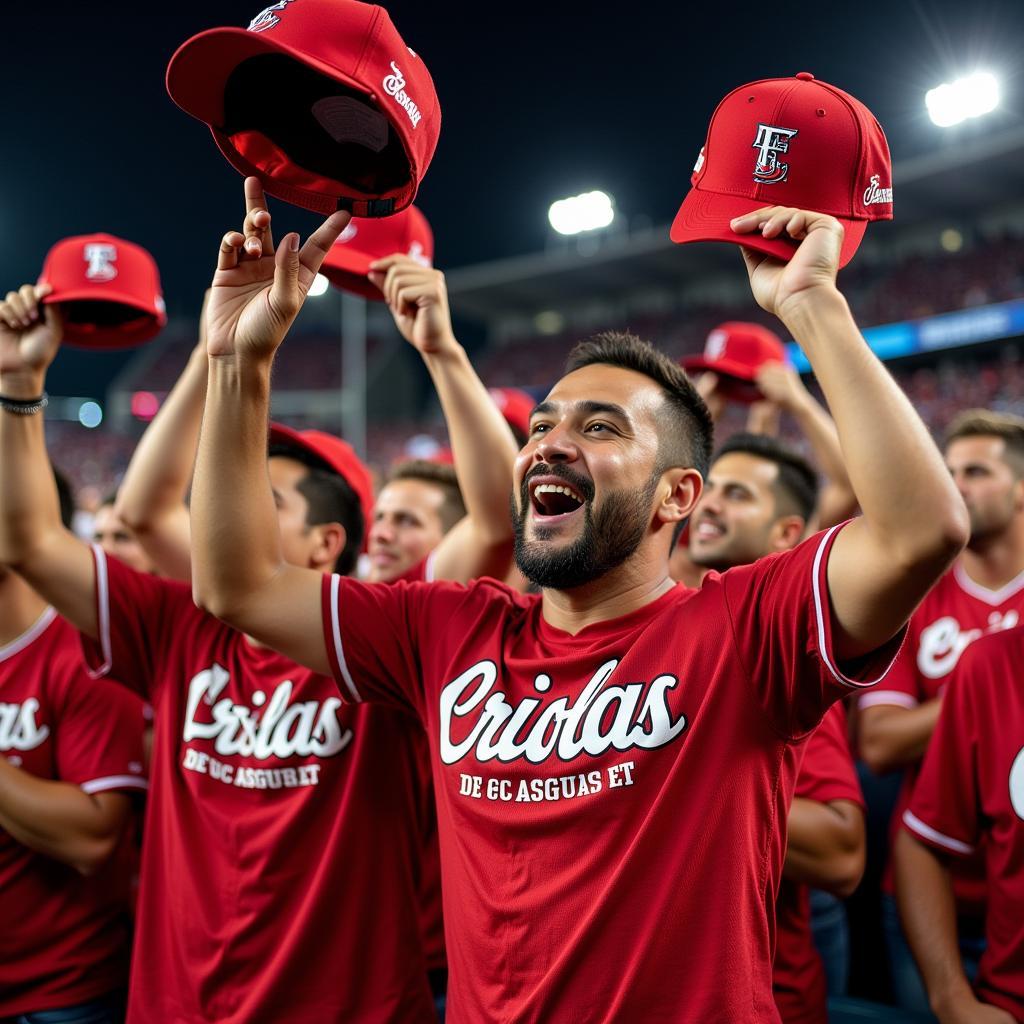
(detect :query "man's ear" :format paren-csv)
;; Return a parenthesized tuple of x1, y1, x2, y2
(770, 515, 806, 552)
(311, 521, 347, 572)
(657, 468, 703, 528)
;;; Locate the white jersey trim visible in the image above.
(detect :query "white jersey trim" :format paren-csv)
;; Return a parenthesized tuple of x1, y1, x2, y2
(329, 574, 362, 702)
(424, 550, 438, 584)
(0, 606, 57, 663)
(903, 809, 974, 855)
(81, 774, 149, 795)
(812, 525, 900, 690)
(953, 561, 1024, 607)
(857, 690, 919, 711)
(88, 544, 113, 679)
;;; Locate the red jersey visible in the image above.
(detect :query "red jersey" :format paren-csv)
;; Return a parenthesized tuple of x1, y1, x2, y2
(857, 563, 1024, 909)
(903, 626, 1024, 1022)
(82, 547, 436, 1024)
(0, 607, 147, 1017)
(773, 703, 863, 1024)
(321, 525, 904, 1024)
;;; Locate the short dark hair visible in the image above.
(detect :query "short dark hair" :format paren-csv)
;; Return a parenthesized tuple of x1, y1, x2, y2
(564, 331, 714, 478)
(944, 409, 1024, 477)
(713, 433, 819, 523)
(268, 444, 364, 576)
(52, 465, 74, 530)
(387, 460, 466, 533)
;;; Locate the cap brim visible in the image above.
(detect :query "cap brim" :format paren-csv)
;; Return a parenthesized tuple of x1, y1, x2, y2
(319, 249, 386, 301)
(42, 291, 164, 350)
(166, 27, 369, 128)
(670, 189, 867, 270)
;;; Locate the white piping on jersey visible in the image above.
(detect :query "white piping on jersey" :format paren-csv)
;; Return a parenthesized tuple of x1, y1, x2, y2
(88, 544, 113, 679)
(330, 574, 362, 702)
(953, 561, 1024, 607)
(424, 550, 437, 584)
(80, 774, 149, 795)
(903, 809, 974, 855)
(0, 606, 57, 663)
(857, 690, 919, 711)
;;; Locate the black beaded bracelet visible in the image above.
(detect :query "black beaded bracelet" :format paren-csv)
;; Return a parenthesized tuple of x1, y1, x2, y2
(0, 391, 48, 415)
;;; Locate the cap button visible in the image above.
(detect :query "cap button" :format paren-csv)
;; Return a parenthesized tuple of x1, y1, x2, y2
(795, 72, 815, 81)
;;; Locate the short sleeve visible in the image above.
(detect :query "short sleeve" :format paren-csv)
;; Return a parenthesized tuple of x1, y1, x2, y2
(53, 666, 148, 796)
(795, 704, 864, 808)
(903, 669, 980, 859)
(79, 545, 184, 700)
(856, 639, 922, 711)
(720, 523, 906, 738)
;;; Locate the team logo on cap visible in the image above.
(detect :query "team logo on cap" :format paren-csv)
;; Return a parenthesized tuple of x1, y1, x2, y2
(83, 243, 118, 282)
(248, 0, 295, 33)
(752, 124, 799, 185)
(408, 240, 430, 267)
(704, 330, 727, 360)
(863, 174, 893, 206)
(383, 62, 422, 128)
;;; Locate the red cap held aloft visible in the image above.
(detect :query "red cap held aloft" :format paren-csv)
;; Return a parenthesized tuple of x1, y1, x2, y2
(321, 204, 433, 299)
(682, 322, 787, 404)
(167, 0, 440, 217)
(672, 72, 892, 268)
(38, 234, 166, 350)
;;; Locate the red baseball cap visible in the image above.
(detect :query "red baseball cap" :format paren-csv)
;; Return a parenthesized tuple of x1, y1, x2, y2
(268, 423, 376, 545)
(488, 387, 535, 440)
(37, 234, 166, 350)
(320, 204, 433, 299)
(166, 0, 440, 217)
(671, 72, 892, 268)
(682, 322, 786, 404)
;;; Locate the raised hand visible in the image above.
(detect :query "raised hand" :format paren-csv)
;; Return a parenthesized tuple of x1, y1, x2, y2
(205, 177, 350, 362)
(0, 284, 62, 393)
(368, 255, 456, 356)
(729, 207, 844, 322)
(754, 361, 809, 413)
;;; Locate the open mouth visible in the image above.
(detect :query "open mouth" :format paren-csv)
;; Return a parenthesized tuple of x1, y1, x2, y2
(693, 518, 725, 542)
(529, 479, 586, 522)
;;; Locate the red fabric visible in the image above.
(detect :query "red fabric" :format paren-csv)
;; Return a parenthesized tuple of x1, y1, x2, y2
(81, 548, 436, 1024)
(858, 563, 1024, 911)
(322, 525, 904, 1023)
(904, 626, 1024, 1022)
(0, 609, 147, 1016)
(672, 73, 891, 268)
(773, 704, 864, 1024)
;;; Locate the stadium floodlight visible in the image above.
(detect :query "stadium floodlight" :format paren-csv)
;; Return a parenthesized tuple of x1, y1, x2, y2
(308, 273, 330, 297)
(926, 72, 1000, 128)
(548, 191, 615, 235)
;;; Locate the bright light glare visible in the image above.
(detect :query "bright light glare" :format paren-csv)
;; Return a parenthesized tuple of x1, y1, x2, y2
(548, 191, 615, 235)
(78, 401, 103, 429)
(926, 72, 1000, 127)
(308, 273, 330, 297)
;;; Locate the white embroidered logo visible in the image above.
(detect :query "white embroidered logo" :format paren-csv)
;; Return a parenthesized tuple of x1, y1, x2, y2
(83, 243, 117, 282)
(248, 0, 295, 33)
(183, 664, 351, 759)
(693, 146, 706, 175)
(916, 610, 1019, 679)
(704, 329, 727, 361)
(752, 123, 799, 184)
(408, 240, 430, 267)
(863, 174, 893, 206)
(0, 699, 50, 752)
(382, 62, 422, 128)
(438, 659, 688, 766)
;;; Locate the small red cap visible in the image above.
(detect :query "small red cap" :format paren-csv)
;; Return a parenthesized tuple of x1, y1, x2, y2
(320, 205, 433, 299)
(672, 73, 892, 268)
(38, 234, 166, 350)
(488, 387, 534, 440)
(166, 0, 440, 217)
(682, 322, 786, 404)
(268, 423, 375, 546)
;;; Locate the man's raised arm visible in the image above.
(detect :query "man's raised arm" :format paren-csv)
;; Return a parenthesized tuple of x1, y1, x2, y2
(0, 286, 99, 636)
(731, 207, 968, 659)
(190, 178, 349, 673)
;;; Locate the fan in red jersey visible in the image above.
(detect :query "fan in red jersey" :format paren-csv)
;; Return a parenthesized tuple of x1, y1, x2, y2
(0, 470, 147, 1024)
(187, 182, 967, 1023)
(858, 409, 1024, 1012)
(686, 432, 866, 1024)
(896, 627, 1024, 1024)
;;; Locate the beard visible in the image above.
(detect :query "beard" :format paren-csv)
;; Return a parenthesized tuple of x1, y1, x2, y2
(512, 465, 659, 590)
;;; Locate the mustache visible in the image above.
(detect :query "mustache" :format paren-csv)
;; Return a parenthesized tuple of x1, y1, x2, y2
(521, 463, 595, 504)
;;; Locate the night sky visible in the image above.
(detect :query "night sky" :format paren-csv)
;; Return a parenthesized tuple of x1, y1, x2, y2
(3, 0, 1023, 392)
